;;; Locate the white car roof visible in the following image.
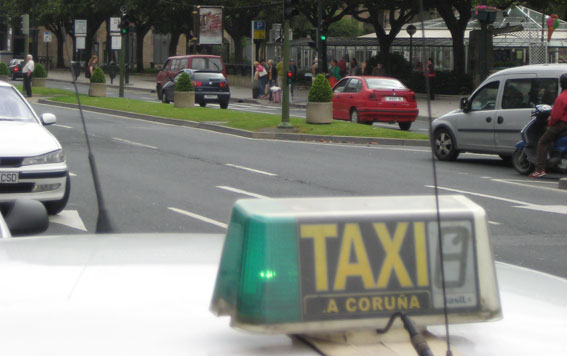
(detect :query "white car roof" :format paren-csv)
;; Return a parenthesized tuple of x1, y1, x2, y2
(487, 63, 567, 79)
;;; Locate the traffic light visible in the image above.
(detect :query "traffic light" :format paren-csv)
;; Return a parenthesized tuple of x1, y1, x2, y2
(120, 14, 130, 35)
(320, 20, 328, 41)
(284, 0, 299, 21)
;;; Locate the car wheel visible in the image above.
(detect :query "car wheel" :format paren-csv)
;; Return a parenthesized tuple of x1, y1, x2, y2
(156, 85, 163, 101)
(433, 128, 459, 161)
(220, 100, 229, 109)
(162, 91, 170, 104)
(350, 108, 359, 123)
(199, 102, 206, 107)
(512, 148, 534, 175)
(398, 122, 412, 131)
(44, 173, 71, 215)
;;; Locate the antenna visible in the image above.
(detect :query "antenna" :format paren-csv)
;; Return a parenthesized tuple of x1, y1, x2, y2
(60, 27, 114, 233)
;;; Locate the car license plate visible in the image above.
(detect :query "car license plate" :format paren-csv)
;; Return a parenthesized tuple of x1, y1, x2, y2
(386, 96, 404, 102)
(0, 172, 18, 183)
(205, 95, 217, 99)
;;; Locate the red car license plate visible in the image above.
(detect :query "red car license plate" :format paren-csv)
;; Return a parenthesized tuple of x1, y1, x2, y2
(385, 97, 404, 102)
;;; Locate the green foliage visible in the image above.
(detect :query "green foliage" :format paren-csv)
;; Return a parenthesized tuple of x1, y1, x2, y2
(33, 63, 47, 78)
(175, 72, 194, 92)
(328, 17, 363, 37)
(90, 67, 106, 83)
(308, 74, 333, 102)
(0, 63, 9, 75)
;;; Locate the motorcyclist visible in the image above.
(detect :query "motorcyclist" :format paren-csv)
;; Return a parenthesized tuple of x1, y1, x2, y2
(530, 73, 567, 178)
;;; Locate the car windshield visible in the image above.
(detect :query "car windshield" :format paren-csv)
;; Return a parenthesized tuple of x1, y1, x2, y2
(0, 87, 37, 123)
(365, 78, 407, 89)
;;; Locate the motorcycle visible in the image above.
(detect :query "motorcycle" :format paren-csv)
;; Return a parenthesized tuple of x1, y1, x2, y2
(512, 104, 567, 175)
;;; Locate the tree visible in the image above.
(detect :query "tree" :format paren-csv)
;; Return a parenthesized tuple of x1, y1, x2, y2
(433, 0, 472, 75)
(327, 17, 363, 37)
(223, 0, 266, 63)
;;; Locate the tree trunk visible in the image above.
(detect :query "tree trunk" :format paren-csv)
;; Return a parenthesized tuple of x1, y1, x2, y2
(168, 30, 181, 56)
(233, 36, 244, 63)
(451, 29, 466, 74)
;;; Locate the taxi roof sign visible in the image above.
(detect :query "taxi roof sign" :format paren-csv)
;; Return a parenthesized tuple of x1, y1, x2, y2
(210, 195, 501, 334)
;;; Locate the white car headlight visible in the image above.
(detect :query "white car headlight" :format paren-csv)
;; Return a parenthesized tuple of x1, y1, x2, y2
(22, 150, 65, 165)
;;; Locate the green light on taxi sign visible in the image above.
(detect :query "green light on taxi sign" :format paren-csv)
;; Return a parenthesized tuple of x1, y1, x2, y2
(210, 196, 501, 334)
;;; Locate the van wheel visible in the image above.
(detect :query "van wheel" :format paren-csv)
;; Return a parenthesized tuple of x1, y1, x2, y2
(512, 148, 534, 175)
(433, 128, 459, 161)
(398, 122, 412, 131)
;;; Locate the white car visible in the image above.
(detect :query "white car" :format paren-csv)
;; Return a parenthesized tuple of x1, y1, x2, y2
(0, 81, 69, 215)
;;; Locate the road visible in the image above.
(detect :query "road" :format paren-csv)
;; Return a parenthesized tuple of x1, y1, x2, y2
(34, 102, 567, 279)
(44, 80, 432, 133)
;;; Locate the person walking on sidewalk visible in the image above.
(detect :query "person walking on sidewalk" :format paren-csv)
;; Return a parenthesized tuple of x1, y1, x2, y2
(267, 59, 278, 101)
(530, 73, 567, 178)
(86, 55, 98, 79)
(276, 58, 284, 89)
(22, 54, 35, 98)
(289, 58, 297, 100)
(426, 58, 436, 100)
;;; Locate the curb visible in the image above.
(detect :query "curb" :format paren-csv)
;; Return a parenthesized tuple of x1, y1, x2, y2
(38, 99, 430, 148)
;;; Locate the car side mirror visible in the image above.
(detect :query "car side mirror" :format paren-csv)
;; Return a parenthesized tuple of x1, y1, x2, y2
(41, 113, 56, 125)
(460, 97, 471, 113)
(1, 199, 49, 237)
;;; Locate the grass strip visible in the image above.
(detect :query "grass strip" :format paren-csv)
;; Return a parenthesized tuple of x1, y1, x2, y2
(47, 91, 428, 140)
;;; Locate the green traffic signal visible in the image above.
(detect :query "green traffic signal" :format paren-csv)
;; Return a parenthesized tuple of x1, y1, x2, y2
(320, 35, 326, 41)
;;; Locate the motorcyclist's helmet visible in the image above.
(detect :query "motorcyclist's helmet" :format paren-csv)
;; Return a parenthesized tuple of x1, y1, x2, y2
(560, 73, 567, 90)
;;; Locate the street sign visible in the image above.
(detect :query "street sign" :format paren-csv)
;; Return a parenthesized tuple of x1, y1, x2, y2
(253, 20, 266, 40)
(74, 19, 87, 35)
(110, 17, 121, 33)
(43, 31, 52, 43)
(76, 36, 86, 50)
(111, 36, 122, 50)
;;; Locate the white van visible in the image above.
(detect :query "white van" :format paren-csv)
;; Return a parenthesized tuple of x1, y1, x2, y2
(432, 64, 567, 161)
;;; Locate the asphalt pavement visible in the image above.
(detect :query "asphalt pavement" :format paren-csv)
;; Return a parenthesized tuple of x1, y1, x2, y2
(33, 102, 567, 279)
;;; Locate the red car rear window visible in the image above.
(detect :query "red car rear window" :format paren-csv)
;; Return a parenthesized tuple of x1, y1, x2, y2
(365, 78, 407, 90)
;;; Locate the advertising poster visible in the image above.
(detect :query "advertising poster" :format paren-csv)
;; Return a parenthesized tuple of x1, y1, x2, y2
(199, 6, 223, 45)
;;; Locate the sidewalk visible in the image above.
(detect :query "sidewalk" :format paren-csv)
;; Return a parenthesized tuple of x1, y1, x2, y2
(45, 69, 460, 118)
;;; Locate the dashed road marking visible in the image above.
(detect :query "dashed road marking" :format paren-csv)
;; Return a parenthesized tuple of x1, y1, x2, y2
(54, 124, 73, 129)
(112, 137, 157, 149)
(225, 163, 277, 176)
(168, 207, 227, 228)
(217, 185, 270, 199)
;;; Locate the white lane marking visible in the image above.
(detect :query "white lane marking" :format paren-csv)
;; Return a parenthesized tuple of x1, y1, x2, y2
(488, 221, 501, 225)
(490, 178, 567, 193)
(513, 205, 567, 215)
(425, 185, 530, 205)
(217, 185, 270, 199)
(480, 176, 492, 179)
(112, 137, 157, 149)
(225, 163, 277, 176)
(168, 207, 227, 229)
(49, 210, 87, 231)
(69, 172, 77, 177)
(54, 124, 73, 129)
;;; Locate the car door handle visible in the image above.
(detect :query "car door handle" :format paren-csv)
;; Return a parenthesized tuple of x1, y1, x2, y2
(497, 116, 504, 124)
(486, 117, 492, 123)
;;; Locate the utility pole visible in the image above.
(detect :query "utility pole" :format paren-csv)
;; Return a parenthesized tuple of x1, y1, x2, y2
(279, 0, 298, 129)
(317, 0, 323, 74)
(119, 6, 128, 98)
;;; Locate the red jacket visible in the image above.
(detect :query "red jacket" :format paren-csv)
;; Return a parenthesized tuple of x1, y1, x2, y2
(549, 89, 567, 127)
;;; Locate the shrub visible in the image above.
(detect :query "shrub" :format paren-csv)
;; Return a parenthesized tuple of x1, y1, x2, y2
(33, 63, 46, 78)
(90, 67, 106, 83)
(308, 74, 332, 102)
(0, 63, 9, 75)
(175, 71, 194, 92)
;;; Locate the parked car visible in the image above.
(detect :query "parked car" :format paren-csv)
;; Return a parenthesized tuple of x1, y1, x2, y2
(332, 76, 419, 130)
(432, 64, 566, 161)
(161, 69, 230, 109)
(0, 81, 70, 215)
(8, 59, 24, 80)
(156, 55, 227, 101)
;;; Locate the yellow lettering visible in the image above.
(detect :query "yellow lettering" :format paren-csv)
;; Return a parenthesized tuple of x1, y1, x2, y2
(346, 298, 357, 312)
(414, 222, 429, 287)
(409, 295, 420, 309)
(300, 224, 338, 291)
(397, 295, 408, 309)
(326, 298, 338, 313)
(372, 297, 383, 311)
(374, 223, 413, 288)
(333, 224, 376, 290)
(384, 296, 395, 310)
(358, 297, 370, 312)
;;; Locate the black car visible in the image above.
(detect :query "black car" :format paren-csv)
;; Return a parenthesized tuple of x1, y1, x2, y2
(8, 59, 24, 80)
(161, 69, 230, 109)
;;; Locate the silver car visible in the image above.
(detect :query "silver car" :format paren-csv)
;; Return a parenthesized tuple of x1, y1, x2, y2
(432, 64, 567, 161)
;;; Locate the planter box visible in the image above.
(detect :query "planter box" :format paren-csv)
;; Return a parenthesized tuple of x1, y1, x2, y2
(32, 77, 46, 87)
(89, 82, 107, 97)
(0, 74, 9, 82)
(306, 102, 333, 124)
(174, 91, 195, 108)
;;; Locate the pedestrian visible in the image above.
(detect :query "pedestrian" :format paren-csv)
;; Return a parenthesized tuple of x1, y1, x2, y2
(338, 55, 347, 77)
(529, 73, 567, 178)
(267, 59, 278, 101)
(426, 58, 436, 100)
(349, 58, 361, 76)
(260, 59, 268, 98)
(328, 59, 341, 87)
(311, 57, 318, 83)
(86, 55, 98, 79)
(361, 61, 367, 75)
(289, 58, 297, 100)
(372, 62, 385, 76)
(276, 58, 284, 89)
(22, 54, 35, 98)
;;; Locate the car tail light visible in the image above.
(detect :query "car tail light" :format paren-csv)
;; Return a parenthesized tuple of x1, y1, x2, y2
(194, 81, 202, 87)
(14, 67, 19, 72)
(219, 82, 226, 88)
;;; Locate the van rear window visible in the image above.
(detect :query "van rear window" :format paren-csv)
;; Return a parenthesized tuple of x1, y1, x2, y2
(191, 58, 223, 72)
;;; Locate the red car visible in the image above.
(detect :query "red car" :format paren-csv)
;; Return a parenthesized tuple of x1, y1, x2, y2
(332, 76, 419, 130)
